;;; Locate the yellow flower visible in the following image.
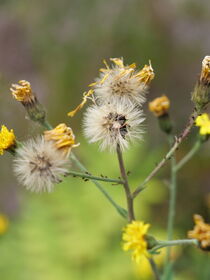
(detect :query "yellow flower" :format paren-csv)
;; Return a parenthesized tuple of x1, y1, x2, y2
(44, 123, 79, 157)
(188, 214, 210, 250)
(10, 80, 35, 103)
(122, 221, 150, 263)
(200, 56, 210, 86)
(149, 96, 170, 117)
(195, 113, 210, 135)
(0, 214, 9, 235)
(0, 125, 16, 155)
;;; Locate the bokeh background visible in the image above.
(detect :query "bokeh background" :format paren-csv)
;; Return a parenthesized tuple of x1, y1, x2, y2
(0, 0, 210, 279)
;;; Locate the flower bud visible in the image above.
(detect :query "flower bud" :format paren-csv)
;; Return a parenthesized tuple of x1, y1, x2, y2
(192, 56, 210, 111)
(10, 80, 46, 125)
(149, 95, 172, 134)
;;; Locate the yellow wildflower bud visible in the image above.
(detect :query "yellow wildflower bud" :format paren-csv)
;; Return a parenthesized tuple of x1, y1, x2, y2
(44, 123, 79, 157)
(122, 221, 150, 263)
(188, 214, 210, 251)
(149, 95, 170, 117)
(195, 113, 210, 135)
(10, 80, 35, 104)
(0, 125, 16, 155)
(0, 214, 9, 235)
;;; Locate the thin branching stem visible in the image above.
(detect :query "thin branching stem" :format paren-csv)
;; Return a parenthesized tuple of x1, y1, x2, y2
(174, 139, 202, 172)
(116, 144, 135, 222)
(148, 258, 161, 280)
(71, 152, 128, 219)
(132, 109, 199, 199)
(41, 120, 127, 219)
(150, 239, 198, 254)
(66, 170, 124, 184)
(165, 135, 177, 269)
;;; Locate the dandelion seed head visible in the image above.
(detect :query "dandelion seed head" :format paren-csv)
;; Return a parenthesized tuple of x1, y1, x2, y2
(90, 58, 154, 105)
(13, 137, 69, 192)
(83, 101, 145, 151)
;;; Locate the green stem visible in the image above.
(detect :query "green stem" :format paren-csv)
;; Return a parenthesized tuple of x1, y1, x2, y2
(132, 109, 198, 199)
(71, 152, 128, 219)
(165, 135, 177, 267)
(116, 144, 135, 222)
(174, 140, 201, 172)
(150, 239, 198, 253)
(40, 120, 127, 219)
(148, 258, 161, 280)
(66, 170, 124, 184)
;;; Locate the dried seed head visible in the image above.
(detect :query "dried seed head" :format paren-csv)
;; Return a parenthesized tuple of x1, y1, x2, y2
(83, 101, 145, 151)
(90, 58, 154, 106)
(13, 137, 69, 192)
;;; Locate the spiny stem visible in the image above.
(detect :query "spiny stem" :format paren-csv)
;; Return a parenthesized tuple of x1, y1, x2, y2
(116, 144, 135, 222)
(66, 170, 124, 184)
(132, 109, 198, 199)
(71, 152, 128, 219)
(148, 258, 161, 280)
(174, 139, 202, 172)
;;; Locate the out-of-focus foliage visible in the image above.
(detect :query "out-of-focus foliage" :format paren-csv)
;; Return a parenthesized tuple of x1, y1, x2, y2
(0, 0, 210, 279)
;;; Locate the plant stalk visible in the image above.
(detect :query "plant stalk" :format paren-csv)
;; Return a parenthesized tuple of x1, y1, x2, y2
(132, 109, 198, 199)
(116, 144, 135, 222)
(66, 170, 124, 184)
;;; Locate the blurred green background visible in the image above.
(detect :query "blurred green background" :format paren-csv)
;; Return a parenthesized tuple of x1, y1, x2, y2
(0, 0, 210, 279)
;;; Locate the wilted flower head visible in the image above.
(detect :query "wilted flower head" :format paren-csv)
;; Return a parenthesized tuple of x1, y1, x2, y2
(0, 125, 16, 155)
(13, 137, 69, 192)
(44, 123, 79, 157)
(195, 113, 210, 135)
(122, 221, 150, 263)
(188, 214, 210, 251)
(149, 95, 170, 117)
(89, 57, 154, 106)
(200, 56, 210, 86)
(10, 80, 46, 124)
(192, 56, 210, 110)
(83, 101, 145, 151)
(10, 80, 35, 104)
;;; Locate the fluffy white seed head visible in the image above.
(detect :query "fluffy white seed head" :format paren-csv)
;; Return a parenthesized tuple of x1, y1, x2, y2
(83, 101, 145, 151)
(91, 58, 154, 106)
(13, 137, 69, 192)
